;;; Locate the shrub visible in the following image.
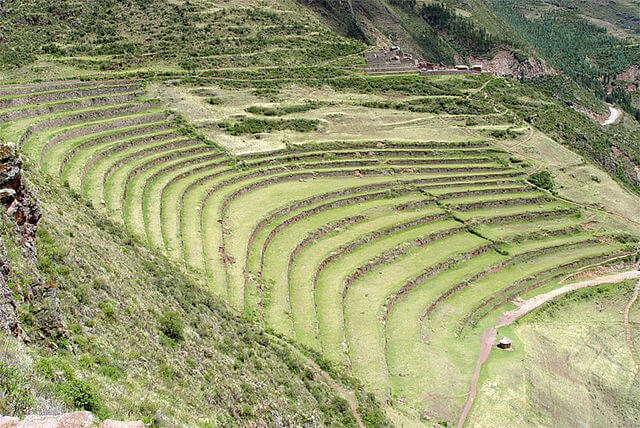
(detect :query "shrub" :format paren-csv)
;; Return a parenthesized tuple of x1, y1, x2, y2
(98, 300, 116, 319)
(527, 170, 555, 191)
(218, 118, 320, 136)
(60, 378, 101, 412)
(0, 362, 34, 416)
(159, 310, 184, 341)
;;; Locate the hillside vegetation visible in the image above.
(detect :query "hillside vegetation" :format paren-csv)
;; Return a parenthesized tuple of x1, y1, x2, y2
(0, 0, 364, 72)
(0, 0, 639, 426)
(0, 139, 385, 425)
(0, 70, 636, 425)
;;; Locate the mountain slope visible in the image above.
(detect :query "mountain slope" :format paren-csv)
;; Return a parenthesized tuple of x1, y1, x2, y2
(0, 1, 639, 426)
(0, 141, 386, 425)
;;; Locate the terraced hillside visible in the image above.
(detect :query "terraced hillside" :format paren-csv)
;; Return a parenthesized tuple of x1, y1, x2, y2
(4, 78, 638, 425)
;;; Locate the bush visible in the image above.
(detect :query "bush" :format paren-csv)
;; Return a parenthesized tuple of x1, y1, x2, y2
(0, 362, 34, 416)
(61, 378, 101, 412)
(218, 118, 320, 135)
(159, 311, 184, 341)
(527, 170, 555, 191)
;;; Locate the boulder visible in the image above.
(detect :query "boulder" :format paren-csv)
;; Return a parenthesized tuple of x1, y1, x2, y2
(17, 411, 94, 428)
(0, 416, 19, 428)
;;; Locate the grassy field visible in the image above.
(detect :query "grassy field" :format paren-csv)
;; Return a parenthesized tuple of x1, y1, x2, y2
(469, 280, 640, 426)
(1, 74, 639, 426)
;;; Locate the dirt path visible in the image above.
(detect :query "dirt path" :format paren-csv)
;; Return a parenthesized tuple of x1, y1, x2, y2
(319, 370, 365, 428)
(457, 270, 640, 428)
(456, 327, 496, 428)
(624, 279, 640, 377)
(602, 105, 622, 126)
(465, 79, 492, 99)
(496, 271, 640, 326)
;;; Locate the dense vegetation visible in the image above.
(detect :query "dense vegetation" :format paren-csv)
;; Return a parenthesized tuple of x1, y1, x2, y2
(218, 117, 320, 135)
(419, 2, 497, 56)
(0, 0, 364, 70)
(489, 0, 640, 116)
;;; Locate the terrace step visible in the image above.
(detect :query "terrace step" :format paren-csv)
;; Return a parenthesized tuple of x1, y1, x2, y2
(0, 79, 623, 425)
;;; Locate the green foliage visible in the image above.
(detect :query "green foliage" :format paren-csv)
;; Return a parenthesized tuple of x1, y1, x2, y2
(219, 117, 320, 135)
(0, 362, 34, 416)
(360, 96, 494, 115)
(527, 170, 554, 191)
(158, 310, 184, 341)
(245, 101, 326, 116)
(357, 392, 388, 428)
(36, 226, 70, 278)
(420, 2, 497, 55)
(60, 378, 102, 413)
(389, 0, 416, 10)
(490, 0, 640, 115)
(0, 0, 365, 70)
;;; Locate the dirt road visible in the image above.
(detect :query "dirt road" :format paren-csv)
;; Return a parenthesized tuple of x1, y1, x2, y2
(457, 270, 640, 428)
(497, 270, 640, 327)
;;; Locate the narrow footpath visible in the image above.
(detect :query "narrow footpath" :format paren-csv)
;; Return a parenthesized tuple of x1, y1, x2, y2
(624, 279, 640, 378)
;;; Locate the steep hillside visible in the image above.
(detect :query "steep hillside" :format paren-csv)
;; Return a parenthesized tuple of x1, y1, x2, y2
(0, 71, 637, 426)
(0, 0, 364, 73)
(0, 140, 386, 425)
(0, 1, 639, 427)
(304, 0, 640, 114)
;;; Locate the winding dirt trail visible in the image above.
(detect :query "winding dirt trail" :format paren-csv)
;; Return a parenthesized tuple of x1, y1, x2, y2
(457, 270, 640, 428)
(456, 327, 496, 428)
(624, 279, 640, 377)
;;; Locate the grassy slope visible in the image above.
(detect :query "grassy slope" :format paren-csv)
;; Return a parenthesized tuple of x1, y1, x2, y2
(0, 0, 365, 80)
(0, 166, 386, 426)
(469, 280, 640, 426)
(0, 1, 638, 426)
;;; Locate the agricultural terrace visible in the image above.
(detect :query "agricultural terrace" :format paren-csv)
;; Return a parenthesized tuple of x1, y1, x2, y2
(3, 75, 639, 425)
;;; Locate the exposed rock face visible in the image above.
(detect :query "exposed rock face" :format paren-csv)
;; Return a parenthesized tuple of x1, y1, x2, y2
(0, 416, 20, 428)
(0, 142, 40, 252)
(472, 49, 554, 79)
(602, 146, 640, 187)
(0, 240, 25, 340)
(615, 65, 639, 91)
(0, 141, 67, 345)
(16, 412, 94, 428)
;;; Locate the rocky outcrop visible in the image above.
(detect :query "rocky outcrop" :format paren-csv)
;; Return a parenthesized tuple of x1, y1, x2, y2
(603, 146, 640, 186)
(0, 141, 37, 341)
(472, 49, 554, 79)
(0, 142, 41, 252)
(0, 240, 26, 340)
(613, 65, 639, 92)
(0, 141, 67, 346)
